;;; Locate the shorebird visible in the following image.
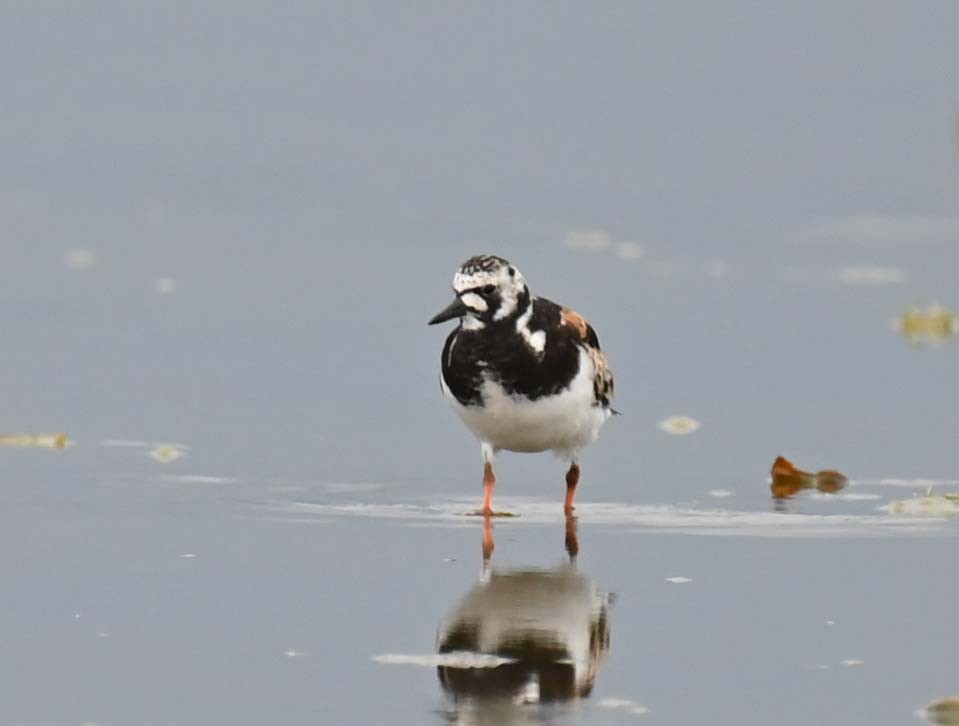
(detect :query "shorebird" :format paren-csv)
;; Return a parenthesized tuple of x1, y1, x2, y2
(429, 255, 615, 515)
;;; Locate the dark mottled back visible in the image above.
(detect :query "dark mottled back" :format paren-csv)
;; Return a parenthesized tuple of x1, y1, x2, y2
(442, 297, 592, 405)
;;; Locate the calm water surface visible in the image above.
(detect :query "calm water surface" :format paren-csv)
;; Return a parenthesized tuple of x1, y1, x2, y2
(2, 3, 959, 725)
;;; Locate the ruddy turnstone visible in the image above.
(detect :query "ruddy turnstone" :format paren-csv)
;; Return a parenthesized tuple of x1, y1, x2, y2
(428, 255, 615, 516)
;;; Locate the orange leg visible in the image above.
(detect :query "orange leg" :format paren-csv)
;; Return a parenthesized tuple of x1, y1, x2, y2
(564, 462, 580, 514)
(481, 461, 495, 516)
(482, 514, 494, 562)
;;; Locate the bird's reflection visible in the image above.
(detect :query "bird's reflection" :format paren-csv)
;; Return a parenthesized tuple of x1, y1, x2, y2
(436, 516, 611, 723)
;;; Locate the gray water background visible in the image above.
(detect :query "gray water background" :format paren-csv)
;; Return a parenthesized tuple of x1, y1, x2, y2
(2, 3, 959, 724)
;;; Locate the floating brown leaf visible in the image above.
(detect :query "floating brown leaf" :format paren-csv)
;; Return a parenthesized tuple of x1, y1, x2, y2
(770, 456, 848, 499)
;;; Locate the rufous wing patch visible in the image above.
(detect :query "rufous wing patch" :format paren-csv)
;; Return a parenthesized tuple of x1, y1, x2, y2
(562, 307, 613, 407)
(561, 308, 589, 339)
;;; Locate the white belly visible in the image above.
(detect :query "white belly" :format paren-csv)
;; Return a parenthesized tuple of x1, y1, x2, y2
(441, 348, 610, 458)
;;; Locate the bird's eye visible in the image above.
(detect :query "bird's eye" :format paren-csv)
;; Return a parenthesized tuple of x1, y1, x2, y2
(482, 285, 495, 295)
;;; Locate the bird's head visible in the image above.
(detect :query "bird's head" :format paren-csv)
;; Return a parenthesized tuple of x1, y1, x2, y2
(428, 255, 530, 328)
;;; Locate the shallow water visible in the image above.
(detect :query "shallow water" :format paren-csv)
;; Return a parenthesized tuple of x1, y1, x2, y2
(4, 460, 959, 725)
(3, 3, 959, 725)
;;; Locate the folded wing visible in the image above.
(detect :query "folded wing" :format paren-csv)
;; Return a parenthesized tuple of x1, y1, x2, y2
(561, 308, 615, 409)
